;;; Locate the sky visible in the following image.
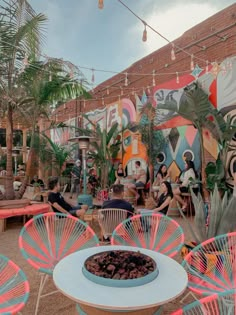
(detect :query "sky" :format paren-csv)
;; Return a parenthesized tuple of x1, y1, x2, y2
(29, 0, 235, 86)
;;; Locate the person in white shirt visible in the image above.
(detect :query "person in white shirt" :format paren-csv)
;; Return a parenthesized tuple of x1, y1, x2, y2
(127, 161, 147, 200)
(173, 160, 198, 211)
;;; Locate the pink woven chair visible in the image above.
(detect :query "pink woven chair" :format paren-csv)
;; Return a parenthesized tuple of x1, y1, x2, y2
(111, 213, 184, 258)
(182, 231, 236, 296)
(0, 254, 29, 315)
(19, 212, 99, 315)
(171, 290, 236, 314)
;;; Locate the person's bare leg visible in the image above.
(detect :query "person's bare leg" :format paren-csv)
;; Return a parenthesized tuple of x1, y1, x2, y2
(127, 186, 139, 200)
(173, 188, 186, 208)
(76, 205, 88, 219)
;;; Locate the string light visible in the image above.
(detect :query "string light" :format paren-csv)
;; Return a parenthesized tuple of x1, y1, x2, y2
(91, 69, 95, 83)
(124, 72, 128, 86)
(102, 97, 105, 105)
(84, 100, 86, 108)
(171, 44, 176, 61)
(206, 61, 209, 74)
(106, 88, 110, 95)
(142, 22, 147, 42)
(176, 72, 179, 84)
(98, 0, 104, 9)
(120, 87, 123, 95)
(190, 55, 194, 71)
(152, 70, 156, 86)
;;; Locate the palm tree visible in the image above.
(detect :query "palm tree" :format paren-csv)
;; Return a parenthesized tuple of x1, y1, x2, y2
(0, 0, 89, 200)
(77, 116, 122, 189)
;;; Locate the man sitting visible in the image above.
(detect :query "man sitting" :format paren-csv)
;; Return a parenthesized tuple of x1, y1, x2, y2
(102, 184, 134, 215)
(48, 177, 87, 218)
(127, 160, 147, 200)
(31, 175, 44, 188)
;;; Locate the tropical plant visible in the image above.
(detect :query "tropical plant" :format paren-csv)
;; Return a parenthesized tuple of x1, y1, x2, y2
(79, 116, 122, 189)
(39, 134, 75, 176)
(179, 185, 236, 244)
(0, 0, 88, 200)
(128, 103, 168, 190)
(164, 82, 236, 194)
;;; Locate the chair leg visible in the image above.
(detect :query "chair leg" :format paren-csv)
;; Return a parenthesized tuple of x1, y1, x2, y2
(35, 273, 49, 315)
(180, 291, 198, 304)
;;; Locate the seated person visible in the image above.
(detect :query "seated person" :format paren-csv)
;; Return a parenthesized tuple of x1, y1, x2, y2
(127, 161, 147, 200)
(153, 181, 173, 215)
(155, 164, 170, 185)
(48, 177, 87, 218)
(31, 175, 44, 188)
(102, 184, 134, 216)
(13, 176, 22, 191)
(114, 162, 126, 184)
(173, 160, 198, 211)
(87, 168, 99, 196)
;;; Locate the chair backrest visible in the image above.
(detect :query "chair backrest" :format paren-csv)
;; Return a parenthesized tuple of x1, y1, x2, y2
(111, 213, 184, 258)
(182, 231, 236, 295)
(171, 290, 236, 315)
(19, 212, 100, 275)
(98, 208, 133, 238)
(0, 254, 29, 315)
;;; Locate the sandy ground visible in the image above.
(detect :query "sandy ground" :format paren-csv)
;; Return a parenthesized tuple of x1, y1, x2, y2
(0, 195, 200, 315)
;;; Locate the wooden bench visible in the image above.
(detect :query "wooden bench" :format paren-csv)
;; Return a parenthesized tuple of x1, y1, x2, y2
(0, 203, 50, 232)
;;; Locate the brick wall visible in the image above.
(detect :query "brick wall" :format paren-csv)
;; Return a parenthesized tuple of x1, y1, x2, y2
(53, 3, 236, 122)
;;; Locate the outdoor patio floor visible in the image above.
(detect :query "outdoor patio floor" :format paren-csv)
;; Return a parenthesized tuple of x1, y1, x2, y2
(0, 195, 201, 314)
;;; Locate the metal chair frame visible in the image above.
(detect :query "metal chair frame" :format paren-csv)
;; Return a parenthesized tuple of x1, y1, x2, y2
(111, 213, 185, 258)
(0, 254, 29, 315)
(19, 212, 99, 315)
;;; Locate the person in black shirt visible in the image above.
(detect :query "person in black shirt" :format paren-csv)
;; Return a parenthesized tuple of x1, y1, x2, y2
(102, 184, 134, 215)
(153, 181, 173, 215)
(48, 177, 87, 218)
(31, 175, 44, 188)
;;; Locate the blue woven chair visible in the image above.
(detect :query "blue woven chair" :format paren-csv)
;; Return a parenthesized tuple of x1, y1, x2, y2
(171, 290, 236, 314)
(111, 213, 184, 258)
(0, 254, 29, 315)
(19, 212, 100, 315)
(182, 231, 236, 296)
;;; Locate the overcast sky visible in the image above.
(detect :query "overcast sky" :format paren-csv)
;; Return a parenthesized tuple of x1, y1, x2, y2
(29, 0, 235, 85)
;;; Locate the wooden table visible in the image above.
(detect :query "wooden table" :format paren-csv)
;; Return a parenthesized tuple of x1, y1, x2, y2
(0, 203, 50, 232)
(53, 246, 188, 314)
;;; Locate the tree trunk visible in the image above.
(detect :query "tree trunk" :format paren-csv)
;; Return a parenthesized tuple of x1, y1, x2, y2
(5, 106, 15, 200)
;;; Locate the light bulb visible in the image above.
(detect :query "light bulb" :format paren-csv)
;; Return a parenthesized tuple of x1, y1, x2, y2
(98, 0, 104, 9)
(142, 24, 147, 42)
(171, 46, 176, 61)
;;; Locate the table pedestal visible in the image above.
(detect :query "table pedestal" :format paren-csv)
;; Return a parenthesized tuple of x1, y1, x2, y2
(76, 304, 160, 315)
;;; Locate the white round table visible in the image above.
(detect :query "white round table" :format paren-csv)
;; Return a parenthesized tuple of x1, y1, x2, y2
(53, 246, 188, 314)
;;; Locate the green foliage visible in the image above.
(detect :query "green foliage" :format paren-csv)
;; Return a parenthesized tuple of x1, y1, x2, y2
(179, 185, 236, 243)
(81, 116, 122, 188)
(205, 157, 229, 193)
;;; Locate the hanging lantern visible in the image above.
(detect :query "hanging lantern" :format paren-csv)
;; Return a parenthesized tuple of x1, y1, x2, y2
(125, 72, 128, 86)
(176, 72, 179, 84)
(98, 0, 104, 9)
(171, 44, 176, 61)
(91, 69, 95, 83)
(205, 61, 209, 74)
(142, 22, 147, 42)
(190, 55, 194, 71)
(152, 70, 156, 86)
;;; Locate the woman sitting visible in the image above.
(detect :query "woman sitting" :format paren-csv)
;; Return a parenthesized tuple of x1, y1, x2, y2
(114, 162, 126, 184)
(88, 168, 99, 197)
(173, 160, 198, 211)
(153, 181, 173, 215)
(155, 164, 170, 184)
(152, 164, 170, 200)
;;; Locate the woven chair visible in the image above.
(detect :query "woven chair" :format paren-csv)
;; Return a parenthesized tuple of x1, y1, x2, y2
(98, 208, 133, 242)
(182, 231, 236, 296)
(19, 212, 99, 315)
(111, 213, 184, 258)
(0, 254, 29, 315)
(171, 290, 236, 315)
